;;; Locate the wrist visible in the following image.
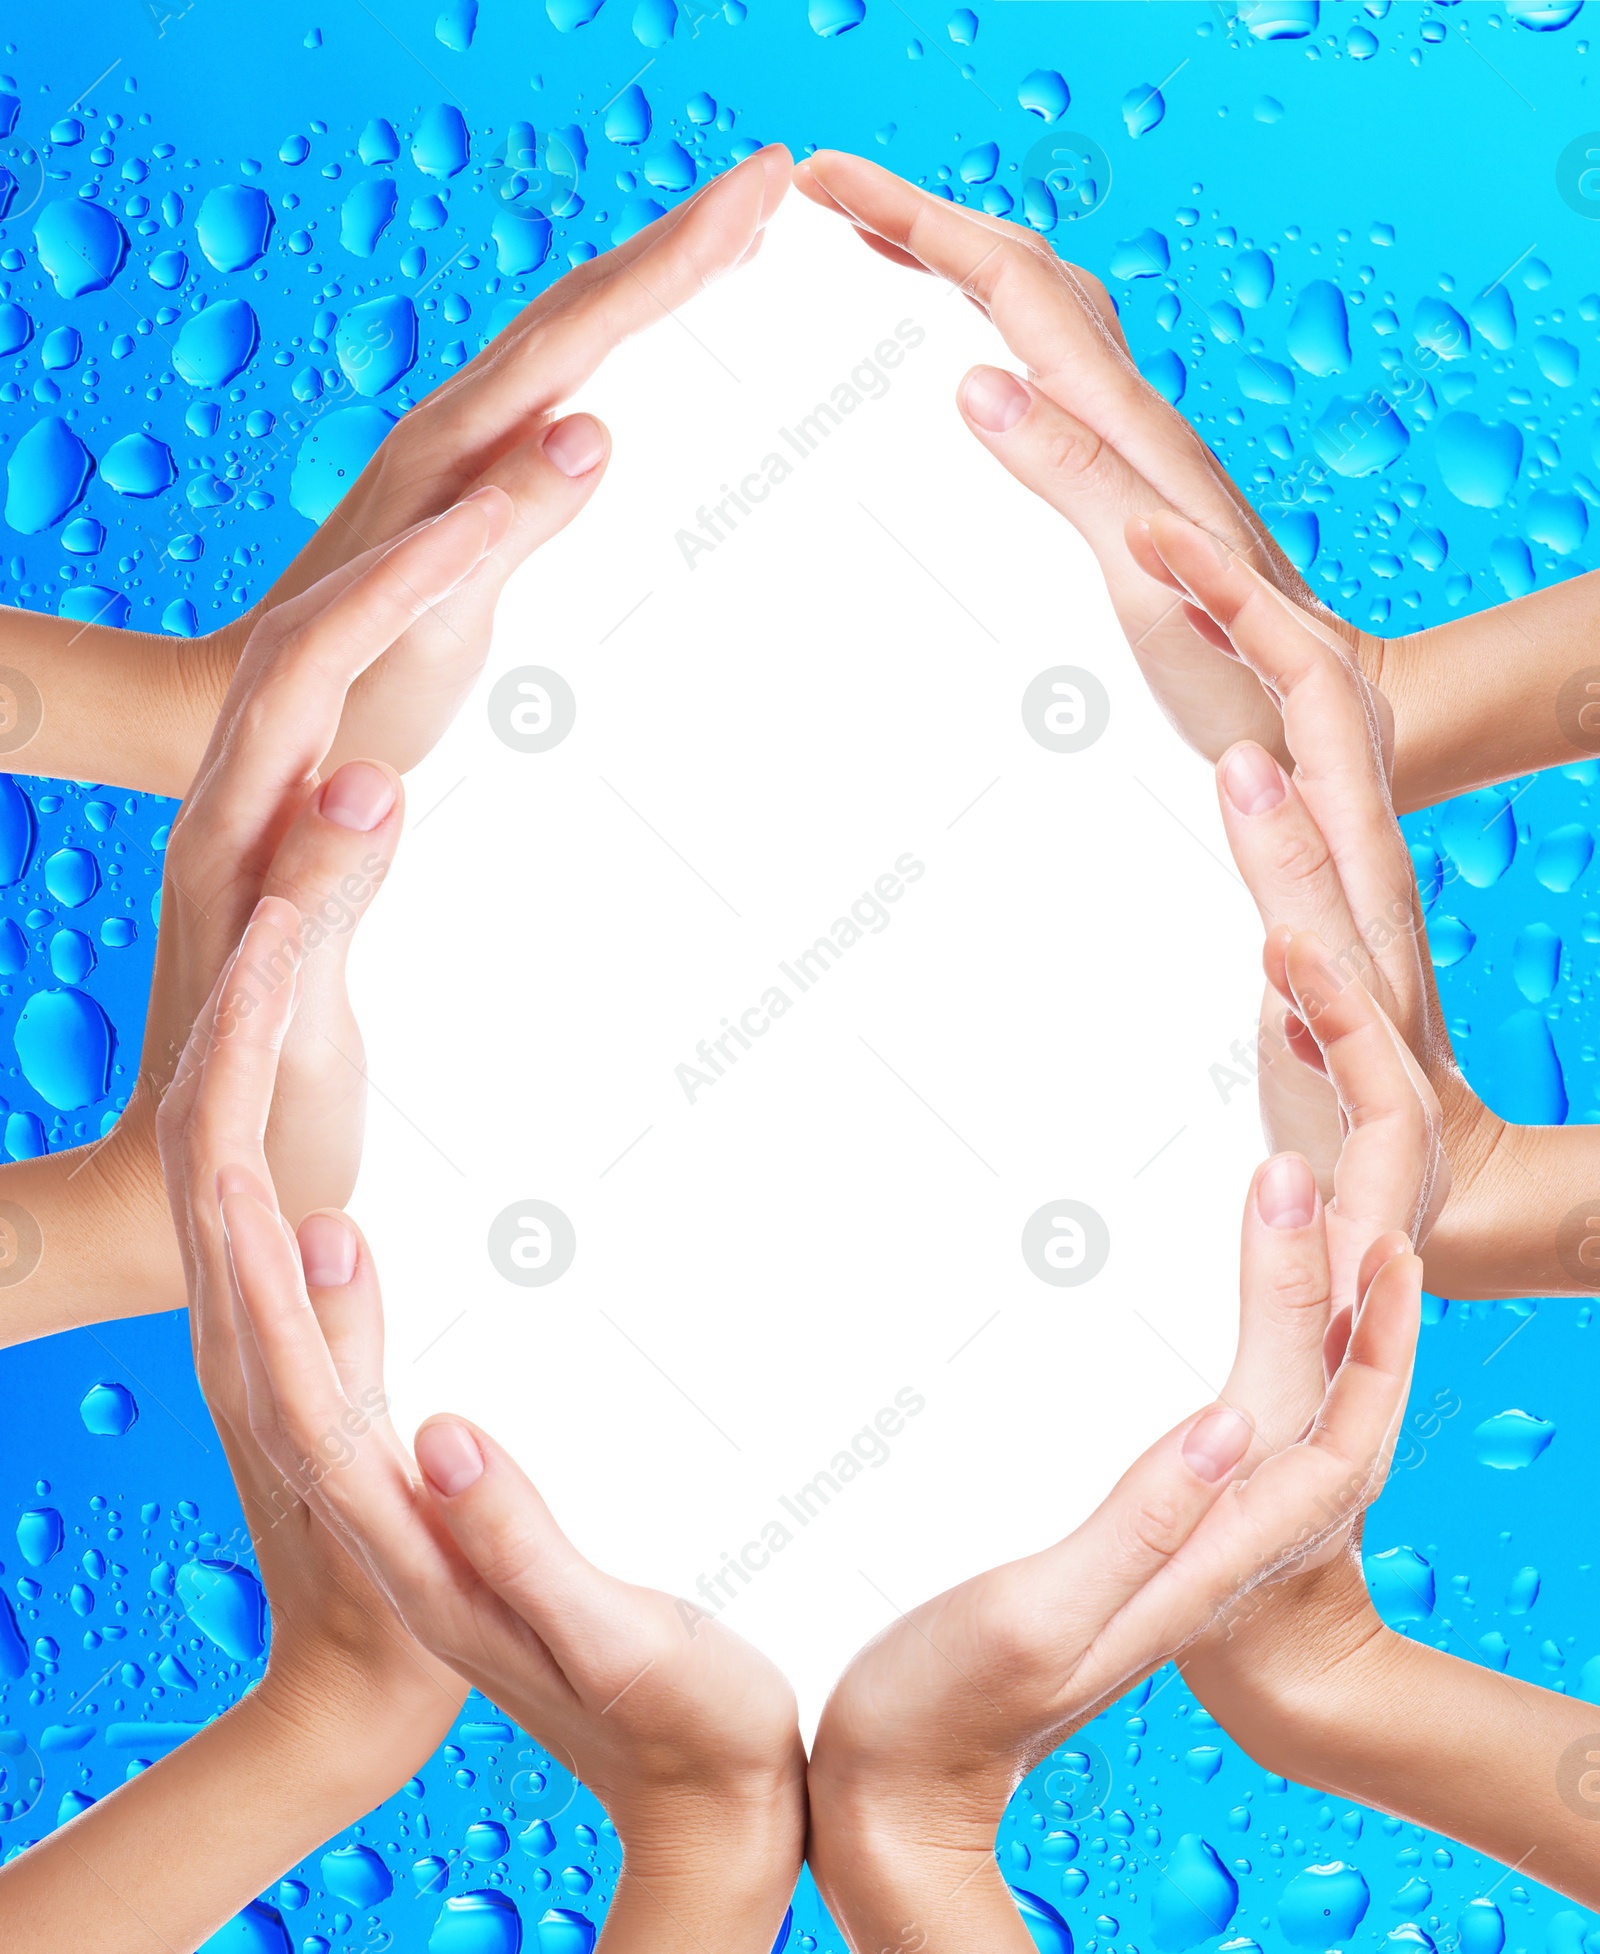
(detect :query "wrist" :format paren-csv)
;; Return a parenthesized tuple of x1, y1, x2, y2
(250, 1645, 465, 1803)
(602, 1787, 803, 1954)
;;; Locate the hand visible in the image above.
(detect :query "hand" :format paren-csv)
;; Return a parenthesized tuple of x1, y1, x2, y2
(216, 147, 790, 783)
(790, 150, 1381, 776)
(163, 905, 806, 1954)
(807, 936, 1433, 1954)
(1132, 509, 1561, 1299)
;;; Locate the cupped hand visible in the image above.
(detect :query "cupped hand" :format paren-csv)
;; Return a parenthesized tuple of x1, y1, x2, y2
(807, 935, 1434, 1954)
(162, 901, 806, 1954)
(791, 148, 1383, 771)
(210, 147, 790, 780)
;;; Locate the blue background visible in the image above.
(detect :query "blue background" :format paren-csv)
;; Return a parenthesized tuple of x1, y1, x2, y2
(0, 2, 1598, 1951)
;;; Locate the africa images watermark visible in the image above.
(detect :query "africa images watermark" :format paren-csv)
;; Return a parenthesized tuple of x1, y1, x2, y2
(673, 318, 928, 570)
(678, 1385, 927, 1628)
(675, 851, 926, 1103)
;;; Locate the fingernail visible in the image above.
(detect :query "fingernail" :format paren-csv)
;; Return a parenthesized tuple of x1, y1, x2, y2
(1182, 1405, 1253, 1483)
(1257, 1153, 1317, 1230)
(416, 1419, 484, 1498)
(299, 1212, 358, 1288)
(962, 366, 1030, 434)
(1221, 743, 1286, 816)
(320, 761, 396, 833)
(542, 413, 606, 478)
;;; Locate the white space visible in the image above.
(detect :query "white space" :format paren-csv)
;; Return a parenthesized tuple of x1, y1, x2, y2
(349, 191, 1266, 1733)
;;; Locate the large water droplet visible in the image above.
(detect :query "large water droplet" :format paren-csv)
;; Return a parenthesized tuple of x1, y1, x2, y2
(437, 0, 479, 47)
(1122, 84, 1165, 138)
(1534, 822, 1592, 893)
(0, 777, 35, 885)
(1232, 248, 1274, 308)
(340, 178, 399, 258)
(1512, 922, 1561, 1002)
(336, 294, 419, 396)
(0, 301, 32, 353)
(1152, 1835, 1238, 1950)
(1473, 1407, 1556, 1469)
(290, 403, 395, 522)
(1287, 280, 1350, 376)
(491, 209, 553, 274)
(1438, 790, 1516, 887)
(1488, 1008, 1567, 1122)
(35, 200, 127, 298)
(5, 416, 93, 533)
(633, 0, 677, 40)
(413, 104, 472, 177)
(605, 83, 652, 144)
(15, 987, 113, 1108)
(322, 1843, 394, 1906)
(1019, 69, 1071, 121)
(1457, 1902, 1506, 1954)
(176, 1559, 268, 1659)
(1435, 412, 1522, 508)
(1281, 1863, 1370, 1945)
(1010, 1890, 1073, 1954)
(174, 299, 261, 388)
(196, 185, 275, 271)
(199, 1900, 292, 1954)
(1366, 1544, 1434, 1623)
(1311, 394, 1408, 476)
(16, 1507, 64, 1566)
(80, 1381, 138, 1435)
(99, 431, 178, 499)
(808, 0, 865, 33)
(429, 1890, 525, 1953)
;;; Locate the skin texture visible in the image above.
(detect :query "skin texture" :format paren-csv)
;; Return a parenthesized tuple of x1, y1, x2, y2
(809, 939, 1435, 1954)
(0, 147, 793, 1347)
(789, 149, 1600, 814)
(1136, 509, 1600, 1299)
(151, 901, 806, 1954)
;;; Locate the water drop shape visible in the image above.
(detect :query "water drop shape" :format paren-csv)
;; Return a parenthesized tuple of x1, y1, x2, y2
(35, 199, 127, 297)
(466, 1820, 511, 1861)
(322, 1843, 394, 1906)
(289, 403, 395, 522)
(149, 248, 189, 290)
(491, 209, 553, 276)
(1464, 289, 1515, 357)
(605, 83, 652, 144)
(1281, 1863, 1370, 1945)
(195, 185, 274, 272)
(414, 1856, 451, 1894)
(359, 118, 400, 166)
(643, 141, 696, 191)
(1457, 1902, 1506, 1954)
(1311, 394, 1408, 476)
(1530, 337, 1580, 393)
(519, 1819, 557, 1856)
(0, 919, 24, 973)
(0, 1591, 26, 1679)
(1474, 1407, 1556, 1469)
(1527, 489, 1587, 556)
(44, 845, 99, 907)
(412, 104, 471, 179)
(1021, 179, 1058, 233)
(611, 196, 666, 243)
(174, 299, 260, 388)
(1233, 248, 1274, 308)
(411, 194, 449, 231)
(176, 1559, 268, 1658)
(17, 1507, 64, 1566)
(16, 987, 113, 1109)
(1109, 228, 1169, 281)
(0, 301, 32, 353)
(1491, 537, 1535, 599)
(341, 178, 399, 258)
(1435, 412, 1521, 508)
(1512, 922, 1562, 1002)
(1506, 1565, 1541, 1613)
(1273, 510, 1319, 571)
(81, 1380, 138, 1435)
(336, 295, 418, 397)
(60, 584, 130, 629)
(1140, 350, 1186, 404)
(1238, 356, 1294, 405)
(808, 0, 865, 32)
(1122, 82, 1166, 137)
(1534, 823, 1593, 893)
(0, 777, 34, 886)
(430, 1891, 525, 1954)
(1245, 0, 1318, 32)
(162, 598, 200, 637)
(1287, 280, 1350, 376)
(960, 141, 999, 185)
(1489, 1009, 1567, 1123)
(1413, 298, 1470, 361)
(1509, 0, 1583, 25)
(5, 416, 93, 533)
(199, 1900, 292, 1954)
(100, 431, 178, 500)
(1347, 23, 1378, 55)
(1428, 914, 1475, 968)
(1152, 1835, 1239, 1950)
(41, 327, 82, 371)
(1438, 789, 1516, 887)
(633, 0, 677, 39)
(1019, 69, 1071, 121)
(48, 925, 92, 984)
(1366, 1544, 1435, 1623)
(437, 0, 479, 46)
(1011, 1889, 1073, 1954)
(1389, 1925, 1435, 1953)
(5, 1113, 44, 1159)
(1185, 1745, 1224, 1782)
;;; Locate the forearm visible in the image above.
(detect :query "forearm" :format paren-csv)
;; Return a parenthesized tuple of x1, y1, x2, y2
(0, 1112, 181, 1348)
(0, 1680, 418, 1952)
(1267, 1627, 1600, 1907)
(1425, 1102, 1600, 1299)
(1379, 570, 1600, 813)
(601, 1790, 804, 1954)
(0, 608, 225, 798)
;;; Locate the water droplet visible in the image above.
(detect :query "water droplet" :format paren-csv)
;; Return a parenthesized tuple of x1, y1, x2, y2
(336, 294, 419, 396)
(1141, 350, 1186, 403)
(1122, 84, 1165, 138)
(1435, 412, 1522, 508)
(1109, 228, 1169, 280)
(1473, 1407, 1556, 1469)
(1287, 280, 1350, 377)
(196, 185, 275, 272)
(0, 301, 32, 354)
(429, 1890, 525, 1954)
(322, 1843, 394, 1906)
(198, 1899, 292, 1953)
(466, 1820, 510, 1861)
(437, 0, 479, 47)
(1457, 1902, 1506, 1954)
(1488, 1008, 1567, 1122)
(176, 1559, 267, 1658)
(34, 200, 127, 298)
(1534, 822, 1592, 893)
(1232, 248, 1274, 308)
(1366, 1544, 1435, 1623)
(1280, 1863, 1370, 1945)
(491, 210, 553, 275)
(100, 432, 177, 499)
(1505, 1564, 1541, 1613)
(1512, 922, 1561, 1002)
(5, 415, 94, 533)
(289, 403, 395, 522)
(80, 1381, 138, 1436)
(605, 84, 652, 145)
(1428, 913, 1476, 968)
(340, 178, 399, 258)
(414, 104, 472, 177)
(16, 1507, 64, 1566)
(1152, 1835, 1238, 1950)
(1438, 790, 1516, 887)
(174, 299, 261, 388)
(44, 845, 99, 907)
(0, 778, 35, 886)
(1010, 1889, 1073, 1954)
(16, 987, 114, 1108)
(1508, 1, 1583, 28)
(1183, 1745, 1224, 1783)
(808, 0, 865, 34)
(1019, 69, 1071, 121)
(1311, 394, 1408, 476)
(1243, 2, 1319, 36)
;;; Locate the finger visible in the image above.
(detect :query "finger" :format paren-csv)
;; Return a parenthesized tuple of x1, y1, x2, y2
(1217, 739, 1374, 956)
(183, 897, 307, 1179)
(297, 1209, 386, 1412)
(1224, 1152, 1331, 1451)
(1032, 1399, 1254, 1630)
(1325, 1228, 1412, 1374)
(1285, 932, 1447, 1256)
(191, 489, 509, 840)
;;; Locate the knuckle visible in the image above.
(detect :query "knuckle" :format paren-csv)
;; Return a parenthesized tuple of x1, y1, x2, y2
(1261, 1255, 1331, 1317)
(1121, 1493, 1188, 1566)
(1272, 825, 1335, 890)
(1042, 420, 1109, 486)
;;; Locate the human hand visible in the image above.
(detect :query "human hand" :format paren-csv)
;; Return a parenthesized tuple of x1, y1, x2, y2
(790, 149, 1382, 773)
(211, 147, 789, 781)
(1131, 509, 1537, 1298)
(164, 903, 806, 1954)
(806, 936, 1433, 1954)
